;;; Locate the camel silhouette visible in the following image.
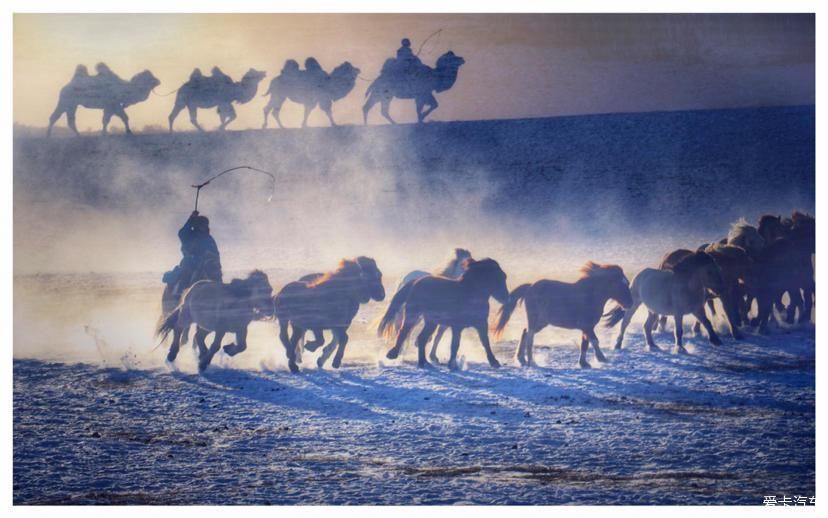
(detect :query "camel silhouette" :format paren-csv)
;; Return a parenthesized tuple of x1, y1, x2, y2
(262, 59, 360, 128)
(168, 67, 266, 132)
(47, 63, 160, 136)
(363, 51, 465, 124)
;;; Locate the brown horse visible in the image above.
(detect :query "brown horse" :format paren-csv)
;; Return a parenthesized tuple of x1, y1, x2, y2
(494, 262, 632, 368)
(657, 245, 755, 340)
(607, 252, 724, 353)
(156, 270, 274, 372)
(378, 258, 509, 370)
(272, 257, 385, 373)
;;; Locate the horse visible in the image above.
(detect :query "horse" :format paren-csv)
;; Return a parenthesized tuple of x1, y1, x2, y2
(262, 60, 360, 128)
(168, 68, 266, 132)
(272, 257, 385, 373)
(606, 252, 724, 353)
(656, 244, 755, 340)
(751, 212, 815, 331)
(726, 218, 766, 257)
(363, 51, 465, 124)
(47, 64, 160, 136)
(378, 258, 509, 370)
(390, 248, 472, 363)
(494, 262, 632, 369)
(156, 270, 274, 372)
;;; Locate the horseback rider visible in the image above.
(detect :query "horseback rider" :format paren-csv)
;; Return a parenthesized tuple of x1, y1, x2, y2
(163, 210, 223, 297)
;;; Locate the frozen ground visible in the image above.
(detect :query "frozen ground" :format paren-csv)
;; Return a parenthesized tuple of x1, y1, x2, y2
(13, 273, 815, 505)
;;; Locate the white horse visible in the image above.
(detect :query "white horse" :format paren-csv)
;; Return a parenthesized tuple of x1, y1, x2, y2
(390, 248, 472, 363)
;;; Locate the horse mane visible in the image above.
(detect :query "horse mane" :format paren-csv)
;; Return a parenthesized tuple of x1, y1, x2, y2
(578, 261, 624, 280)
(433, 248, 472, 277)
(228, 269, 268, 297)
(705, 242, 748, 260)
(727, 218, 758, 242)
(308, 259, 360, 287)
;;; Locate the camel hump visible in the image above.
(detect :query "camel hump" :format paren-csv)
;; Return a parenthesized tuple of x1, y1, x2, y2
(73, 64, 89, 79)
(189, 68, 203, 81)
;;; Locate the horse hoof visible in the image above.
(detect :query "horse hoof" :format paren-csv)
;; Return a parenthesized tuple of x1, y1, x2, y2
(579, 361, 592, 369)
(386, 350, 399, 360)
(222, 344, 236, 356)
(595, 355, 608, 363)
(614, 343, 623, 351)
(316, 358, 326, 369)
(448, 362, 459, 371)
(648, 345, 662, 353)
(332, 359, 342, 369)
(677, 347, 689, 355)
(289, 362, 300, 374)
(489, 359, 501, 368)
(710, 337, 722, 346)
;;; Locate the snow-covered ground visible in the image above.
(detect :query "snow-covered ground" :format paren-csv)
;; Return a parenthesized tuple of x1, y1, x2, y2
(13, 273, 815, 505)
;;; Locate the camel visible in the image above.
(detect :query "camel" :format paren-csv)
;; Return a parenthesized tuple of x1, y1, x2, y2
(363, 51, 465, 124)
(47, 63, 160, 136)
(168, 67, 266, 132)
(262, 59, 360, 128)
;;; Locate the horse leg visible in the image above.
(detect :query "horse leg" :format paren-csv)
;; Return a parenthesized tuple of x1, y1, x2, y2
(199, 330, 225, 372)
(223, 326, 247, 356)
(578, 333, 591, 369)
(692, 307, 722, 346)
(587, 328, 607, 363)
(188, 106, 204, 132)
(524, 328, 538, 367)
(655, 315, 666, 332)
(673, 314, 687, 354)
(386, 310, 418, 360)
(644, 312, 662, 352)
(756, 295, 774, 335)
(166, 328, 183, 363)
(317, 335, 339, 369)
(428, 325, 447, 364)
(475, 325, 501, 368)
(415, 320, 438, 368)
(614, 300, 640, 350)
(278, 320, 300, 373)
(194, 327, 210, 364)
(721, 291, 744, 340)
(801, 284, 814, 324)
(447, 326, 462, 371)
(515, 328, 531, 367)
(785, 289, 802, 324)
(304, 329, 325, 352)
(331, 328, 350, 369)
(320, 99, 336, 127)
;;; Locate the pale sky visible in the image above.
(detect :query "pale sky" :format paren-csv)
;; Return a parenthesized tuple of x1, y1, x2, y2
(14, 13, 815, 131)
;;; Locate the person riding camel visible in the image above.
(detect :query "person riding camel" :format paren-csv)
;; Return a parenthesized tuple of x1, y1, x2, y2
(396, 38, 422, 76)
(163, 211, 223, 297)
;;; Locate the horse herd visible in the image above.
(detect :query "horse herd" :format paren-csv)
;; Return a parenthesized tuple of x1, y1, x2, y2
(157, 211, 815, 373)
(46, 50, 466, 136)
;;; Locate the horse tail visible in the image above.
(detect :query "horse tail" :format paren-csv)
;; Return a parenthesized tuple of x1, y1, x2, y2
(603, 305, 625, 328)
(377, 280, 414, 339)
(155, 307, 180, 342)
(494, 284, 531, 338)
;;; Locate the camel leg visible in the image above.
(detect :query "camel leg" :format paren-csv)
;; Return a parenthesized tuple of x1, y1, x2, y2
(362, 92, 380, 124)
(187, 106, 204, 132)
(644, 312, 661, 352)
(578, 333, 591, 369)
(320, 99, 336, 127)
(223, 326, 247, 357)
(278, 320, 300, 373)
(199, 330, 225, 372)
(218, 104, 236, 131)
(113, 105, 131, 134)
(168, 100, 186, 133)
(448, 326, 462, 371)
(614, 300, 640, 350)
(428, 325, 447, 364)
(66, 106, 79, 136)
(475, 324, 501, 368)
(380, 98, 396, 124)
(418, 93, 439, 122)
(331, 328, 350, 369)
(587, 328, 607, 363)
(693, 308, 722, 346)
(415, 320, 438, 368)
(301, 104, 313, 128)
(101, 110, 113, 135)
(47, 103, 65, 137)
